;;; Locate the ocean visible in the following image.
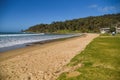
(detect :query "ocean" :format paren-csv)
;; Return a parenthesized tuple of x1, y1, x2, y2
(0, 32, 81, 52)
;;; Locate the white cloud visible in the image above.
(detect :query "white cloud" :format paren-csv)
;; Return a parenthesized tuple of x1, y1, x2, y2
(89, 4, 120, 12)
(89, 4, 98, 8)
(98, 6, 116, 12)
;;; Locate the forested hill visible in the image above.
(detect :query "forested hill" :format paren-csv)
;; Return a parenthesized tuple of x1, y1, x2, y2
(25, 13, 120, 33)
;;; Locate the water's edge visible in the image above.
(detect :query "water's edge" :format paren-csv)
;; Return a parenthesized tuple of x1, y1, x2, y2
(0, 34, 83, 53)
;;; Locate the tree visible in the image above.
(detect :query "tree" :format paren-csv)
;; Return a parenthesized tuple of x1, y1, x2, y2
(110, 27, 116, 33)
(25, 13, 120, 33)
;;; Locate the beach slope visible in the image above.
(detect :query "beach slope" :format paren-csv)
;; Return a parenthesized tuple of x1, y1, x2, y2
(0, 33, 99, 80)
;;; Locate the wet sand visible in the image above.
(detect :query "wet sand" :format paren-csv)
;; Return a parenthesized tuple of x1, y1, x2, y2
(0, 33, 99, 80)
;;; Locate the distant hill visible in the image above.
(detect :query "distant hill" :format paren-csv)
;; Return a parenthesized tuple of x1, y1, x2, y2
(25, 13, 120, 33)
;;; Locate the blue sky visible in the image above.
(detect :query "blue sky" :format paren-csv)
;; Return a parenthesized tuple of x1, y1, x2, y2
(0, 0, 120, 32)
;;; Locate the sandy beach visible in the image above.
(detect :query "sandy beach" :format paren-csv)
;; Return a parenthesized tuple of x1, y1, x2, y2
(0, 33, 99, 80)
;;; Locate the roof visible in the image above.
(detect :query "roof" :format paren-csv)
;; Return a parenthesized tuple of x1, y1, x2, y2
(100, 28, 110, 29)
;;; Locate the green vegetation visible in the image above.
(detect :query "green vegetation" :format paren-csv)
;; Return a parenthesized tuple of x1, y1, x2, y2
(57, 34, 120, 80)
(110, 27, 116, 33)
(25, 13, 120, 33)
(100, 33, 120, 36)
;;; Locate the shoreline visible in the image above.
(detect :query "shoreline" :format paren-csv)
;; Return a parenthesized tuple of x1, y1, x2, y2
(0, 33, 85, 62)
(0, 33, 83, 53)
(0, 33, 99, 80)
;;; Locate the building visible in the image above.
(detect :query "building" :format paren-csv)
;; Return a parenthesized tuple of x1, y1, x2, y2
(116, 28, 120, 33)
(100, 28, 110, 34)
(116, 23, 120, 33)
(100, 23, 120, 34)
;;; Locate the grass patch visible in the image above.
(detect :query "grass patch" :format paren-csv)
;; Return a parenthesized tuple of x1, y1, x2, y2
(57, 34, 120, 80)
(100, 33, 111, 36)
(100, 33, 120, 36)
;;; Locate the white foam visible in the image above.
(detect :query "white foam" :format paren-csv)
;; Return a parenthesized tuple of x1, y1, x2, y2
(0, 34, 80, 48)
(0, 33, 44, 37)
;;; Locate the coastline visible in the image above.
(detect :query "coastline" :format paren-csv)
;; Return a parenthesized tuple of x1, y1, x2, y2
(0, 33, 84, 62)
(0, 33, 99, 80)
(0, 33, 82, 53)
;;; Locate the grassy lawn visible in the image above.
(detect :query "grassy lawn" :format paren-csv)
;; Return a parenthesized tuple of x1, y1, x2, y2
(57, 34, 120, 80)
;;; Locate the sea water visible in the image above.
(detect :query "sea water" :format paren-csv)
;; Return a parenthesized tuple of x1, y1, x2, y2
(0, 32, 81, 52)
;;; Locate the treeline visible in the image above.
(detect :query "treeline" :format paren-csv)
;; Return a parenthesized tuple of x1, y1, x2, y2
(25, 13, 120, 33)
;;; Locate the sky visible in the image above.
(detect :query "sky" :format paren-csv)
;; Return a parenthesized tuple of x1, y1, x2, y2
(0, 0, 120, 32)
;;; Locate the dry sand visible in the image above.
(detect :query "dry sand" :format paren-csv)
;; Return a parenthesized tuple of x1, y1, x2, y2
(0, 33, 99, 80)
